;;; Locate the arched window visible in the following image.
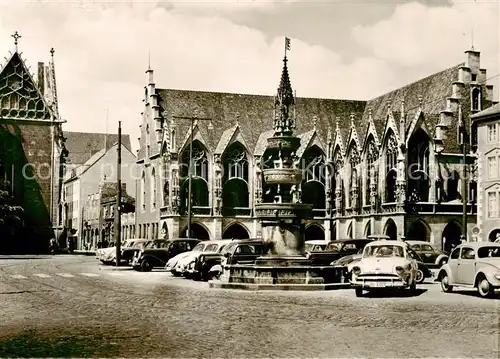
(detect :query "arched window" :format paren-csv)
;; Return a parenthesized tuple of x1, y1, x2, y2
(150, 167, 157, 210)
(365, 137, 379, 206)
(407, 129, 430, 202)
(222, 142, 250, 215)
(140, 171, 146, 211)
(471, 87, 481, 111)
(180, 141, 209, 213)
(302, 146, 326, 212)
(385, 131, 398, 202)
(347, 143, 360, 209)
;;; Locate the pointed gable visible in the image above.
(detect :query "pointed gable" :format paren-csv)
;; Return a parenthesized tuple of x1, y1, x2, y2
(0, 52, 54, 121)
(346, 114, 361, 159)
(178, 122, 210, 155)
(215, 125, 250, 155)
(362, 108, 381, 153)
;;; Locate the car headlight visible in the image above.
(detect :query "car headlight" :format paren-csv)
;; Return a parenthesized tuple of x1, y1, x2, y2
(352, 266, 361, 275)
(494, 272, 500, 280)
(395, 266, 404, 273)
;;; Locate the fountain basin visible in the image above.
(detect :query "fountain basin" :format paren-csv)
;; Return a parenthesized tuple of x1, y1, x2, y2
(255, 203, 312, 219)
(266, 136, 301, 151)
(209, 258, 350, 291)
(263, 168, 302, 185)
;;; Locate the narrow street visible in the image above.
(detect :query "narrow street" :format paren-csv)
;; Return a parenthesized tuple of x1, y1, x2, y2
(0, 255, 498, 358)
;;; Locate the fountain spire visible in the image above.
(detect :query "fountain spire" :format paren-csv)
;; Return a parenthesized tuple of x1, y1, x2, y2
(273, 55, 296, 136)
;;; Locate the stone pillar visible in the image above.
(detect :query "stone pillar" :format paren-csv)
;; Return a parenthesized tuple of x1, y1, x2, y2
(395, 152, 406, 209)
(213, 154, 223, 216)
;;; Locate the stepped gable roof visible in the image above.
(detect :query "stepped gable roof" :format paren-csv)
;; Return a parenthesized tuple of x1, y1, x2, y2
(157, 88, 365, 154)
(64, 131, 131, 165)
(361, 63, 463, 145)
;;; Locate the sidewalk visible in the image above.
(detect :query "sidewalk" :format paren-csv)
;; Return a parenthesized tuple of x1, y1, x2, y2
(73, 250, 96, 256)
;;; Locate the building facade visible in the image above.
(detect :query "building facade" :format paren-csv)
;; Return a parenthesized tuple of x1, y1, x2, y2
(0, 35, 66, 253)
(136, 48, 497, 252)
(472, 103, 500, 242)
(61, 142, 138, 249)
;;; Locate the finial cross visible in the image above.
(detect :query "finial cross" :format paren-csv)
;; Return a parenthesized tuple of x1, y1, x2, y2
(11, 31, 21, 51)
(50, 48, 55, 57)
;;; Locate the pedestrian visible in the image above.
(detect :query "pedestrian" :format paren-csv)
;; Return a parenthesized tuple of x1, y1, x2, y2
(49, 238, 57, 254)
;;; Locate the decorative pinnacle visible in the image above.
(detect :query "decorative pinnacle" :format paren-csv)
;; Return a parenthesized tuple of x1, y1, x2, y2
(11, 31, 21, 52)
(368, 107, 373, 119)
(273, 54, 296, 135)
(50, 47, 55, 57)
(387, 98, 392, 111)
(235, 112, 240, 126)
(312, 115, 318, 130)
(335, 117, 340, 132)
(350, 113, 355, 127)
(418, 95, 423, 107)
(193, 109, 199, 118)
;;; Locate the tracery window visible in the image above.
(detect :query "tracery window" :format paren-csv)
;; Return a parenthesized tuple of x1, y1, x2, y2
(222, 142, 250, 214)
(407, 128, 430, 202)
(385, 131, 398, 202)
(180, 141, 209, 211)
(365, 138, 379, 206)
(302, 146, 326, 212)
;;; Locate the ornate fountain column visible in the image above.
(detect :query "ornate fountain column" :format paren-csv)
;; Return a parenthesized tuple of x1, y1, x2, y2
(254, 55, 313, 257)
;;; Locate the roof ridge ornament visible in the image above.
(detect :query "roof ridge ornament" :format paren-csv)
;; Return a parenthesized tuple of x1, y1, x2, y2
(235, 112, 240, 127)
(312, 115, 318, 131)
(387, 98, 392, 112)
(418, 95, 423, 108)
(350, 113, 355, 128)
(11, 31, 21, 52)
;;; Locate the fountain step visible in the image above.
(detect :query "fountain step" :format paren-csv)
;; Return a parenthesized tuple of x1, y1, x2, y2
(209, 281, 351, 291)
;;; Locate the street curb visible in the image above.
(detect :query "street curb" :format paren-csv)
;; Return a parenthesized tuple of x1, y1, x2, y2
(73, 250, 96, 256)
(208, 281, 352, 291)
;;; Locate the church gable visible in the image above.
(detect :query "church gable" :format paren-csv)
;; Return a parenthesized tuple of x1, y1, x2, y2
(0, 52, 53, 121)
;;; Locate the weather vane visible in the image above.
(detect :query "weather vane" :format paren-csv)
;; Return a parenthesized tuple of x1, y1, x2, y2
(11, 31, 21, 52)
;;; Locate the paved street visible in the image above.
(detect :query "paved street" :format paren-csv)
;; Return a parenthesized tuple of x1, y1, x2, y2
(0, 255, 498, 358)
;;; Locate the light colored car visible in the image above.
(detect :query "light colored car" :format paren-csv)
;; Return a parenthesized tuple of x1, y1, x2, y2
(304, 240, 329, 252)
(350, 240, 419, 297)
(184, 240, 234, 279)
(167, 241, 211, 276)
(437, 242, 500, 298)
(97, 238, 145, 265)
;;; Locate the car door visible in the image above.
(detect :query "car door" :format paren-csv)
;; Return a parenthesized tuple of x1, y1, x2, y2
(447, 247, 461, 282)
(457, 247, 476, 285)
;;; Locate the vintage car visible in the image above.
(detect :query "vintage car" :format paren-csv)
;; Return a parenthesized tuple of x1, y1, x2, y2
(350, 240, 419, 296)
(97, 238, 147, 265)
(308, 239, 373, 266)
(166, 241, 211, 276)
(406, 240, 449, 268)
(117, 239, 157, 265)
(304, 240, 329, 252)
(208, 240, 268, 279)
(437, 242, 500, 298)
(131, 238, 200, 271)
(184, 239, 235, 280)
(333, 249, 431, 284)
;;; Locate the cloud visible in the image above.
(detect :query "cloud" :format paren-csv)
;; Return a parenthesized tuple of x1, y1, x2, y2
(0, 1, 496, 155)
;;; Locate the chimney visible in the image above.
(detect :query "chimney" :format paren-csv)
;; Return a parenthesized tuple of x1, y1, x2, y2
(37, 62, 45, 95)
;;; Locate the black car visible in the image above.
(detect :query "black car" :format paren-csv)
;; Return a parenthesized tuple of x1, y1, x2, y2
(132, 238, 200, 272)
(307, 239, 373, 265)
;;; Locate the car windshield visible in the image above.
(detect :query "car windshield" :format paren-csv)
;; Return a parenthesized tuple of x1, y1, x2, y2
(420, 245, 434, 252)
(205, 244, 219, 252)
(477, 246, 500, 258)
(326, 243, 340, 251)
(342, 243, 357, 251)
(364, 245, 404, 258)
(192, 243, 206, 251)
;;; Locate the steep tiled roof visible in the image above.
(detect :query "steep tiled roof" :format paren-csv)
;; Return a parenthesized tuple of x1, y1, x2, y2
(64, 131, 132, 165)
(362, 63, 463, 145)
(471, 103, 500, 120)
(157, 89, 366, 154)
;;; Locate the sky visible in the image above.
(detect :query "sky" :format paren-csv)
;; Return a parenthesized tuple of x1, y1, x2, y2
(0, 0, 498, 154)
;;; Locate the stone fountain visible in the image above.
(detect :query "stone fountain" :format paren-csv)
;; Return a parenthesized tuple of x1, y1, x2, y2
(210, 55, 348, 290)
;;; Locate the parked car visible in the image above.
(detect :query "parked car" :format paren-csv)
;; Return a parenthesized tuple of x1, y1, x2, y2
(132, 238, 201, 272)
(350, 240, 419, 297)
(97, 238, 146, 265)
(437, 242, 500, 298)
(406, 240, 449, 268)
(208, 240, 268, 279)
(116, 239, 153, 265)
(184, 240, 234, 280)
(304, 240, 329, 252)
(308, 239, 373, 266)
(166, 241, 212, 276)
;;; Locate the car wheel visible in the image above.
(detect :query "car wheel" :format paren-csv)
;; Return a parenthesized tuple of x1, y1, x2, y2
(140, 259, 152, 272)
(477, 276, 495, 298)
(355, 288, 363, 297)
(415, 269, 425, 284)
(440, 273, 453, 293)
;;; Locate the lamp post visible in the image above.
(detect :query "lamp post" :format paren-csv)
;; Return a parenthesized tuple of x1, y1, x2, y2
(115, 121, 122, 266)
(171, 111, 212, 238)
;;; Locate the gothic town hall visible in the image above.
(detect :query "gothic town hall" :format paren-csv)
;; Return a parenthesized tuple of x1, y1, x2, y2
(135, 48, 496, 253)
